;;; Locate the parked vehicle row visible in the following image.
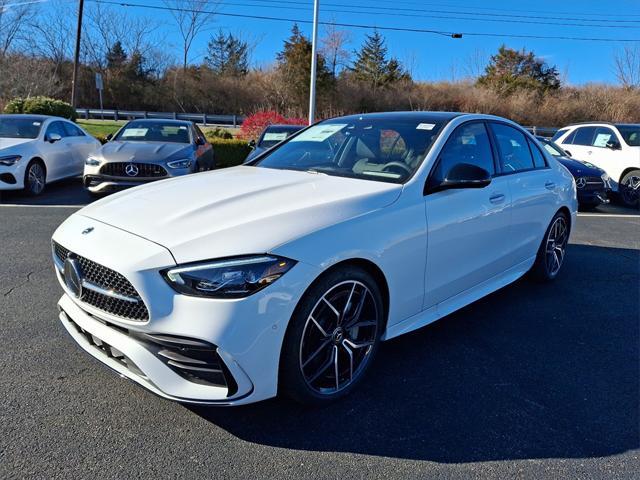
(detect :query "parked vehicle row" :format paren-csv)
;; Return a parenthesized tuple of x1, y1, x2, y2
(552, 122, 640, 208)
(52, 111, 577, 406)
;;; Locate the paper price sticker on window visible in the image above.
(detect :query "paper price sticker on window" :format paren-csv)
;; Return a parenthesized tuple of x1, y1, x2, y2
(291, 124, 346, 142)
(416, 123, 436, 131)
(263, 132, 288, 142)
(122, 128, 149, 137)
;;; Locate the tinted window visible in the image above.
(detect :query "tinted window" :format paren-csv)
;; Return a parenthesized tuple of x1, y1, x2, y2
(46, 121, 68, 138)
(563, 129, 578, 145)
(572, 127, 597, 146)
(528, 139, 547, 168)
(255, 118, 445, 184)
(551, 128, 568, 142)
(491, 123, 535, 173)
(0, 117, 43, 139)
(591, 127, 616, 148)
(616, 125, 640, 146)
(63, 122, 85, 137)
(431, 122, 495, 184)
(114, 121, 191, 143)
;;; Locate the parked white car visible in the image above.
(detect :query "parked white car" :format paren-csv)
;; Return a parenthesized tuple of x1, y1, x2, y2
(52, 112, 577, 406)
(0, 114, 100, 196)
(552, 123, 640, 207)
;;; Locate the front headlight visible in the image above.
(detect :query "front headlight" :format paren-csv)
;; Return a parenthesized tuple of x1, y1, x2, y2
(162, 255, 297, 298)
(0, 154, 22, 166)
(85, 156, 101, 166)
(167, 159, 192, 169)
(601, 172, 611, 186)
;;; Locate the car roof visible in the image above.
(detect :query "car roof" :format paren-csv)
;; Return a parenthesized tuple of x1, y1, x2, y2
(125, 118, 193, 126)
(0, 114, 60, 121)
(330, 111, 465, 123)
(564, 121, 640, 128)
(265, 124, 304, 130)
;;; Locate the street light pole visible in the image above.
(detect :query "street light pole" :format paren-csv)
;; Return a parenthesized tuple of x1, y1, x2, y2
(70, 0, 85, 109)
(308, 0, 320, 125)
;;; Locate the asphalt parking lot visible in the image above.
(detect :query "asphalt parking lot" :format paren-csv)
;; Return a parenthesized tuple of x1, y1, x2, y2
(1, 179, 639, 479)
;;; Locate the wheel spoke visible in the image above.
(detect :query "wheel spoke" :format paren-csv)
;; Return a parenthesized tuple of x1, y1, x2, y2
(342, 342, 354, 383)
(344, 339, 374, 349)
(306, 347, 336, 384)
(322, 296, 341, 318)
(347, 320, 377, 330)
(301, 338, 332, 368)
(341, 283, 357, 324)
(310, 315, 329, 337)
(333, 345, 339, 390)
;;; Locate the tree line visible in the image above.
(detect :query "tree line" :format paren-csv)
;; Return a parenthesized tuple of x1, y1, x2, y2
(1, 0, 640, 126)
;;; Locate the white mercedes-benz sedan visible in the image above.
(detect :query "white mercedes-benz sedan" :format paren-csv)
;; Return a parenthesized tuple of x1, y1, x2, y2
(52, 112, 577, 406)
(0, 114, 101, 195)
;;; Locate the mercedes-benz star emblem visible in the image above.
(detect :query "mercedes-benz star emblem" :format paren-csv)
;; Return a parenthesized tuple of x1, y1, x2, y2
(82, 227, 94, 235)
(125, 163, 139, 177)
(63, 257, 83, 299)
(575, 177, 587, 189)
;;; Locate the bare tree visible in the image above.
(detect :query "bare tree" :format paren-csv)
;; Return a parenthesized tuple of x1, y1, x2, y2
(614, 45, 640, 89)
(320, 22, 350, 77)
(0, 0, 34, 58)
(463, 48, 489, 80)
(163, 0, 219, 70)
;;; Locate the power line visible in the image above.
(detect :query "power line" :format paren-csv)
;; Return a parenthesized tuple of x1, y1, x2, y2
(88, 0, 640, 42)
(218, 0, 640, 29)
(240, 0, 640, 24)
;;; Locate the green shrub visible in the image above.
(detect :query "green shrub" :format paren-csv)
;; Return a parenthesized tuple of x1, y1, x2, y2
(205, 127, 234, 139)
(209, 138, 252, 168)
(3, 96, 77, 120)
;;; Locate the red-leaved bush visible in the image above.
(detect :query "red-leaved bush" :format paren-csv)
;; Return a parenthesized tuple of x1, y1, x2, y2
(239, 110, 307, 140)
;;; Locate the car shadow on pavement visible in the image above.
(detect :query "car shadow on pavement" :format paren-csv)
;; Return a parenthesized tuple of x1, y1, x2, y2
(0, 177, 93, 206)
(189, 243, 639, 463)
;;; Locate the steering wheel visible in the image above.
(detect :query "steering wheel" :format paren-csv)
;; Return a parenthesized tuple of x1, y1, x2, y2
(382, 161, 412, 176)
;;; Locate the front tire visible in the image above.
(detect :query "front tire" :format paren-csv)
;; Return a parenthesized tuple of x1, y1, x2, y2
(24, 160, 46, 196)
(530, 211, 570, 282)
(619, 170, 640, 209)
(280, 266, 384, 406)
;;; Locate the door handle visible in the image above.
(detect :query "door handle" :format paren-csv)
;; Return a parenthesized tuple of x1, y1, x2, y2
(587, 150, 593, 155)
(489, 193, 505, 204)
(545, 181, 556, 190)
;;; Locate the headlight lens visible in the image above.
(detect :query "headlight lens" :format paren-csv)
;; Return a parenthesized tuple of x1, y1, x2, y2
(601, 172, 611, 186)
(0, 154, 22, 166)
(162, 255, 296, 298)
(167, 159, 192, 169)
(85, 156, 101, 166)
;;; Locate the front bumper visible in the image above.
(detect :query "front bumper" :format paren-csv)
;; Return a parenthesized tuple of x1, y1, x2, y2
(0, 163, 26, 191)
(83, 164, 192, 193)
(52, 214, 319, 405)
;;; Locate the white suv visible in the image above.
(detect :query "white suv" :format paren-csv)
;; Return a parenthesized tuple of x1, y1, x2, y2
(553, 123, 640, 207)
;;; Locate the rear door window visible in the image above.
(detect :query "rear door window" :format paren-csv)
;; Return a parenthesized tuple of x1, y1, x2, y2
(490, 123, 535, 173)
(571, 127, 597, 146)
(551, 128, 569, 142)
(591, 127, 616, 148)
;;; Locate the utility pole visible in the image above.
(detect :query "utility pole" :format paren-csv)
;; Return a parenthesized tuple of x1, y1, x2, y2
(308, 0, 319, 125)
(70, 0, 85, 109)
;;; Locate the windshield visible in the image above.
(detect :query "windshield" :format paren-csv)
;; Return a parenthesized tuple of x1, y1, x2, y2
(0, 117, 43, 139)
(616, 125, 640, 146)
(253, 118, 445, 183)
(259, 127, 303, 149)
(540, 138, 565, 156)
(114, 121, 191, 143)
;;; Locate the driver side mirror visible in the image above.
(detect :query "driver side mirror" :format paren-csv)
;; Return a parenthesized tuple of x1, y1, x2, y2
(564, 150, 572, 157)
(195, 136, 205, 146)
(46, 133, 62, 144)
(606, 140, 621, 150)
(105, 133, 113, 142)
(427, 163, 492, 194)
(248, 139, 256, 149)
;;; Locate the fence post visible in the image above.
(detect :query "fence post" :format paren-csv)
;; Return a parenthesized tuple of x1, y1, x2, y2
(173, 112, 177, 120)
(144, 111, 148, 119)
(114, 110, 119, 121)
(203, 113, 206, 125)
(233, 115, 237, 128)
(84, 109, 89, 120)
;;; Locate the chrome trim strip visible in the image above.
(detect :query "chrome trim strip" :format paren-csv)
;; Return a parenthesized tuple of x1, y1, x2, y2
(81, 279, 140, 303)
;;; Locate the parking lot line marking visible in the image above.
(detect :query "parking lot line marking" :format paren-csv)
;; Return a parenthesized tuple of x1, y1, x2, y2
(0, 204, 83, 209)
(577, 213, 639, 218)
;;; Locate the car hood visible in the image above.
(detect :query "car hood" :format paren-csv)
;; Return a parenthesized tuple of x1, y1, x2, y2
(0, 138, 33, 150)
(555, 156, 604, 176)
(99, 141, 191, 163)
(78, 166, 403, 264)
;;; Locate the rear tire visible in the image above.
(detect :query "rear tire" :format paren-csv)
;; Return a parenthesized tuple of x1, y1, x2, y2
(280, 266, 384, 406)
(619, 170, 640, 209)
(530, 211, 570, 282)
(24, 160, 46, 196)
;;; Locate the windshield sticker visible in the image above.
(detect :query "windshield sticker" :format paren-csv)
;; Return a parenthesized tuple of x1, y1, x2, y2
(291, 124, 346, 142)
(416, 123, 436, 130)
(122, 128, 148, 137)
(33, 122, 41, 126)
(263, 132, 288, 142)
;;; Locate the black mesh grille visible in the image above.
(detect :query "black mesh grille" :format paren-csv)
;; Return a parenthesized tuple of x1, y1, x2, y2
(583, 177, 605, 191)
(99, 162, 167, 178)
(54, 241, 149, 321)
